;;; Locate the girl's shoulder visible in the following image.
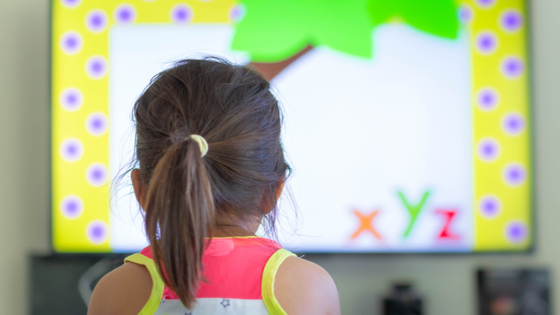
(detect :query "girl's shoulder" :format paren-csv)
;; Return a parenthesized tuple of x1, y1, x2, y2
(88, 243, 341, 315)
(274, 256, 341, 315)
(88, 261, 152, 315)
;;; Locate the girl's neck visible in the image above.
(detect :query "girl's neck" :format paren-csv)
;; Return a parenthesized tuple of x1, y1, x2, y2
(211, 229, 253, 238)
(211, 224, 259, 238)
(211, 215, 262, 238)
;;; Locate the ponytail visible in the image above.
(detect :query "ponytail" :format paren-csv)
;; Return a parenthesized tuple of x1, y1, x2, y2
(133, 59, 290, 309)
(144, 137, 214, 309)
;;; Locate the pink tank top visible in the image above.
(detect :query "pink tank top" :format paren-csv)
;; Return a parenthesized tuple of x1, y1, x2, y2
(125, 237, 295, 315)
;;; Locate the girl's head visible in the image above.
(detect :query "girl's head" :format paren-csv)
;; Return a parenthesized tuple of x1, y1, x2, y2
(130, 59, 289, 308)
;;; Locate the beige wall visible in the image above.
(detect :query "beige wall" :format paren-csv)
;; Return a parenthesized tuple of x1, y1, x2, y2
(0, 0, 559, 314)
(0, 0, 51, 314)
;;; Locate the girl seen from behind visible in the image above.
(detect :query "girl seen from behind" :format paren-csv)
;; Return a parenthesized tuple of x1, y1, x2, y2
(88, 59, 340, 315)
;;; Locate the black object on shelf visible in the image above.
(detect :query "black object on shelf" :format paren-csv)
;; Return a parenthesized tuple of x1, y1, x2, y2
(29, 253, 127, 315)
(477, 268, 551, 315)
(383, 282, 423, 315)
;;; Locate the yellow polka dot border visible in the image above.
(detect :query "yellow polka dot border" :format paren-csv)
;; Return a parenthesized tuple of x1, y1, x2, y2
(465, 0, 532, 251)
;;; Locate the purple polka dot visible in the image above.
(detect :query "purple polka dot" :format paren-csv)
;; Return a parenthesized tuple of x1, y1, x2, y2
(501, 10, 523, 32)
(505, 221, 528, 244)
(60, 32, 82, 55)
(480, 195, 501, 218)
(60, 88, 83, 111)
(502, 113, 526, 135)
(478, 138, 500, 162)
(86, 10, 108, 33)
(171, 4, 192, 23)
(114, 4, 136, 24)
(504, 163, 527, 186)
(230, 4, 246, 22)
(86, 163, 108, 187)
(87, 221, 108, 244)
(477, 0, 495, 8)
(477, 88, 499, 111)
(502, 57, 524, 78)
(60, 138, 83, 162)
(86, 56, 107, 79)
(458, 5, 473, 24)
(86, 112, 108, 136)
(476, 32, 497, 54)
(61, 195, 83, 219)
(61, 0, 81, 8)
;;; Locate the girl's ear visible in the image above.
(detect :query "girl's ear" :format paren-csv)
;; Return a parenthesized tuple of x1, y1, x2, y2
(259, 179, 285, 216)
(131, 169, 146, 209)
(276, 179, 285, 202)
(263, 179, 285, 215)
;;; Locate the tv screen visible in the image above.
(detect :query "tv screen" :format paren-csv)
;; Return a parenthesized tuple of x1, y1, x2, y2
(51, 0, 532, 253)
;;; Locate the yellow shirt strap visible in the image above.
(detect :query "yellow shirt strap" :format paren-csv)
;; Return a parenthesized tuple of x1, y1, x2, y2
(124, 253, 165, 315)
(261, 248, 297, 315)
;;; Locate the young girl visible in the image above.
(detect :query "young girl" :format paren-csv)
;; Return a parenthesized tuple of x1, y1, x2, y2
(88, 59, 340, 315)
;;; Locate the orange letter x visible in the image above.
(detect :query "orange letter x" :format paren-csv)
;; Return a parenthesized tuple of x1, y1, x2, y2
(351, 210, 382, 240)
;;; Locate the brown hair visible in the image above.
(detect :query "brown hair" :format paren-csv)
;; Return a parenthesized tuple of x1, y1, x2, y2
(132, 58, 289, 308)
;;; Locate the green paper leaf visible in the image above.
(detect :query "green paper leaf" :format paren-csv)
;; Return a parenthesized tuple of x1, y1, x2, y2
(368, 0, 459, 39)
(231, 0, 375, 63)
(231, 0, 459, 63)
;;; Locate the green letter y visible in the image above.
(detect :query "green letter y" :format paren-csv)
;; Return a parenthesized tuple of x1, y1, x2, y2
(398, 190, 431, 238)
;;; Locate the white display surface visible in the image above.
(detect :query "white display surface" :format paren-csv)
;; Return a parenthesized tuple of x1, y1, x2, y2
(109, 24, 471, 253)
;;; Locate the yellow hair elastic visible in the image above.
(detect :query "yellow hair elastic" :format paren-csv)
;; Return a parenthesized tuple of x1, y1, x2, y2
(185, 134, 208, 157)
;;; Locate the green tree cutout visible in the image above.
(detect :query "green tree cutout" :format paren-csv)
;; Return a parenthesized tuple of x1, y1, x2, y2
(231, 0, 459, 80)
(369, 0, 459, 39)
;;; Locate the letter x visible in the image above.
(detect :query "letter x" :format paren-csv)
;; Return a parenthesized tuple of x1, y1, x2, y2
(351, 209, 382, 240)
